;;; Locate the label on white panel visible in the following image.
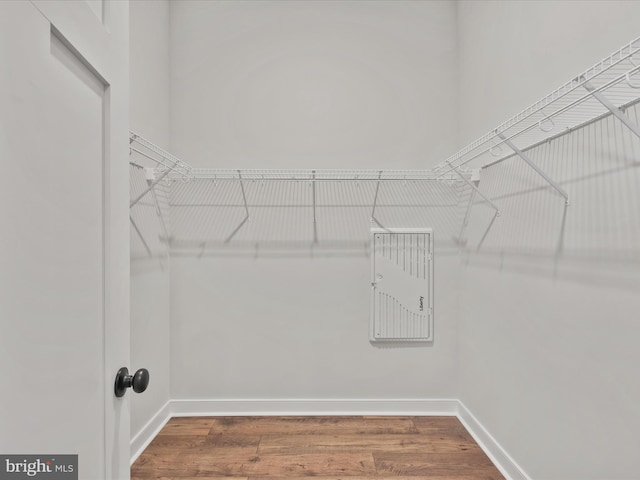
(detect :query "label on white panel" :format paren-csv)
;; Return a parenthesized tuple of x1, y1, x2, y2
(371, 228, 433, 342)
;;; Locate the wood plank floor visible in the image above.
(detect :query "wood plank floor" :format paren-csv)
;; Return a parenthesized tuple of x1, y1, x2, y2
(131, 416, 505, 479)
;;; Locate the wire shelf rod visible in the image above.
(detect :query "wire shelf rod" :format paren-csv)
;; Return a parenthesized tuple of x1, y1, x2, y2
(164, 166, 460, 182)
(167, 202, 461, 208)
(162, 175, 460, 182)
(129, 160, 145, 169)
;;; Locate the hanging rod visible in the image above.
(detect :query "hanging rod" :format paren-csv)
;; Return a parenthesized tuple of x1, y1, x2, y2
(162, 169, 460, 183)
(167, 176, 459, 182)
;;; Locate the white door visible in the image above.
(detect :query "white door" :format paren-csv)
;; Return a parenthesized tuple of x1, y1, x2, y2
(0, 1, 130, 479)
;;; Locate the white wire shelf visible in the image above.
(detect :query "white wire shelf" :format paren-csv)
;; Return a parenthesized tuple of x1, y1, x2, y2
(128, 134, 479, 254)
(433, 36, 640, 178)
(171, 168, 458, 182)
(128, 35, 640, 256)
(164, 178, 470, 253)
(129, 132, 461, 183)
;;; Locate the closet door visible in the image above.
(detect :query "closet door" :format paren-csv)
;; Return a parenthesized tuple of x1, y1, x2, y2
(0, 1, 129, 479)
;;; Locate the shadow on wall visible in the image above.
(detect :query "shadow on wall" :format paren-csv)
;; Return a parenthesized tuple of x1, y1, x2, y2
(462, 101, 640, 291)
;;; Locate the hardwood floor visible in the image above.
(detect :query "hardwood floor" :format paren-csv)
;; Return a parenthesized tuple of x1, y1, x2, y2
(131, 416, 505, 479)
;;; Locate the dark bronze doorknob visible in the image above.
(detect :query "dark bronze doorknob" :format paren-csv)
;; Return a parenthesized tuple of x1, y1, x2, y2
(114, 367, 150, 397)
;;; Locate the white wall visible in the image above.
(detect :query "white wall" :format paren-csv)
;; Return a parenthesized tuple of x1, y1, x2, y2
(168, 0, 460, 402)
(171, 254, 460, 400)
(129, 0, 171, 444)
(457, 2, 640, 478)
(170, 0, 457, 169)
(457, 0, 640, 145)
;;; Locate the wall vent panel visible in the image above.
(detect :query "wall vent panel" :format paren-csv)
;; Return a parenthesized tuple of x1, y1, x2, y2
(371, 228, 433, 342)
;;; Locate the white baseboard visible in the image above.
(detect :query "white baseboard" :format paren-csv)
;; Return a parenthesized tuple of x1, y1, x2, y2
(170, 398, 459, 416)
(129, 398, 530, 480)
(456, 401, 531, 480)
(130, 400, 171, 466)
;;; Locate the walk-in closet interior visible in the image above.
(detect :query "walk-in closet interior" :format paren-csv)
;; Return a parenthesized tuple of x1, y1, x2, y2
(127, 1, 640, 479)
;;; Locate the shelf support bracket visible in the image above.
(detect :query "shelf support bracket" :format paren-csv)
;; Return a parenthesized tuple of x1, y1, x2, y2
(370, 171, 385, 229)
(225, 170, 250, 243)
(446, 161, 501, 215)
(130, 167, 173, 208)
(476, 209, 499, 252)
(311, 171, 318, 244)
(457, 186, 477, 246)
(582, 77, 640, 140)
(497, 133, 570, 205)
(149, 187, 171, 250)
(130, 215, 152, 258)
(129, 143, 191, 209)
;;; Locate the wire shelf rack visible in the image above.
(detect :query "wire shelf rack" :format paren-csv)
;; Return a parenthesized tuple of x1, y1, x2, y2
(128, 134, 476, 255)
(433, 36, 640, 178)
(128, 131, 482, 255)
(129, 35, 640, 257)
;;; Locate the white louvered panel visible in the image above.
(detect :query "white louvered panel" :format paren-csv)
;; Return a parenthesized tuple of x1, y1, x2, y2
(371, 228, 433, 342)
